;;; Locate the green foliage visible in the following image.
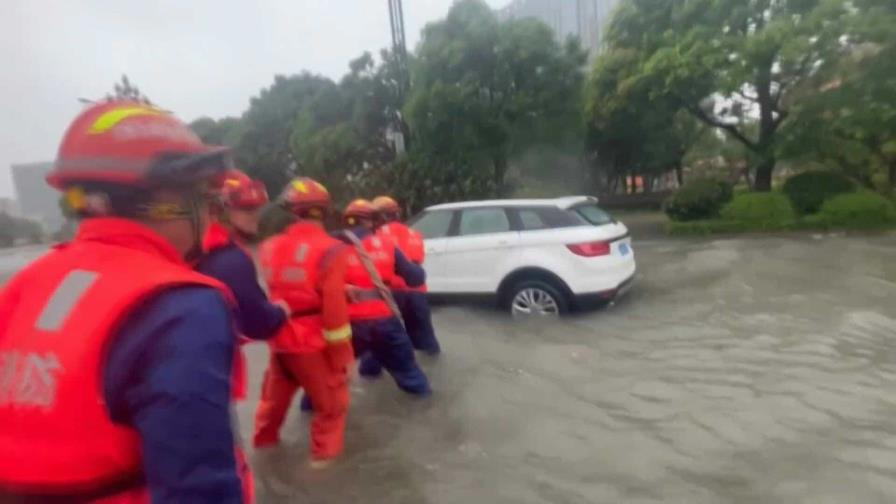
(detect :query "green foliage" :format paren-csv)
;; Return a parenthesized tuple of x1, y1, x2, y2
(585, 45, 702, 191)
(666, 191, 896, 236)
(720, 192, 796, 225)
(817, 192, 896, 227)
(237, 73, 332, 192)
(782, 171, 855, 214)
(406, 0, 586, 198)
(189, 116, 245, 147)
(596, 0, 854, 191)
(779, 0, 896, 190)
(290, 50, 403, 201)
(664, 179, 733, 222)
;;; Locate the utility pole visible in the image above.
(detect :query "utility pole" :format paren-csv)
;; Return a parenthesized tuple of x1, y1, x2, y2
(388, 0, 410, 98)
(387, 0, 410, 154)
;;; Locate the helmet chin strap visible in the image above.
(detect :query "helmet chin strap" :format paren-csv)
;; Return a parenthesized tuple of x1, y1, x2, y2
(183, 192, 205, 264)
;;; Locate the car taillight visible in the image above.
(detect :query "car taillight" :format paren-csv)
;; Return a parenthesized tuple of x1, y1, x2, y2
(566, 241, 611, 257)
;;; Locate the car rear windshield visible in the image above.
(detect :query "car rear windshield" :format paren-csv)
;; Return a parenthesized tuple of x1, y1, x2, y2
(515, 206, 580, 230)
(571, 204, 614, 226)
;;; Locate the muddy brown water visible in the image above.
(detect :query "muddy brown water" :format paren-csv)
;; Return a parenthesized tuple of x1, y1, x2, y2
(3, 233, 896, 503)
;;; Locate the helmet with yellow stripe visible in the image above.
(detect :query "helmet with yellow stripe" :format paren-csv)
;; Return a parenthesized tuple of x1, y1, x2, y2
(48, 100, 230, 190)
(209, 169, 268, 210)
(279, 177, 331, 219)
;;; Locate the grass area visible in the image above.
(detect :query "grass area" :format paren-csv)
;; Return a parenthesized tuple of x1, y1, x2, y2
(667, 216, 896, 236)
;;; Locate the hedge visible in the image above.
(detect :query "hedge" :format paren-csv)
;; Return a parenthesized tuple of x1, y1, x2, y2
(817, 192, 896, 228)
(782, 171, 855, 214)
(664, 179, 734, 222)
(720, 192, 796, 226)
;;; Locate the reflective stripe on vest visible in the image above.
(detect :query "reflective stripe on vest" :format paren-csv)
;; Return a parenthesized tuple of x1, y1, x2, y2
(322, 324, 352, 343)
(35, 270, 99, 331)
(346, 287, 382, 303)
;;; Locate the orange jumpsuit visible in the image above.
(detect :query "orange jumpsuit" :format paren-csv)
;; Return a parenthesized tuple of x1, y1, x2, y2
(252, 221, 354, 460)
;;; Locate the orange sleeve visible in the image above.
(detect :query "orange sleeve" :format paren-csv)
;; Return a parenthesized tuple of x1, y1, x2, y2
(319, 245, 353, 369)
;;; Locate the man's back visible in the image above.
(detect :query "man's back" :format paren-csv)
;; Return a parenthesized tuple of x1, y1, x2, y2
(0, 219, 243, 503)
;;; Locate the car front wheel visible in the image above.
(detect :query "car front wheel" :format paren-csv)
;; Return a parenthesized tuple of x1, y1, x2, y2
(508, 280, 569, 317)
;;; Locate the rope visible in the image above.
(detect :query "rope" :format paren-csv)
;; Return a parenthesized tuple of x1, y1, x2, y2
(342, 230, 403, 324)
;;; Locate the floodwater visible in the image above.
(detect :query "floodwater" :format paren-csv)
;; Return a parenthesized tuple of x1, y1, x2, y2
(3, 232, 896, 503)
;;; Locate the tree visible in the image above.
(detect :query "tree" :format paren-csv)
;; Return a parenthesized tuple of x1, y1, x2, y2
(290, 51, 404, 202)
(780, 0, 896, 190)
(585, 43, 705, 193)
(237, 73, 332, 192)
(406, 0, 586, 198)
(189, 116, 245, 147)
(106, 74, 152, 104)
(606, 0, 852, 191)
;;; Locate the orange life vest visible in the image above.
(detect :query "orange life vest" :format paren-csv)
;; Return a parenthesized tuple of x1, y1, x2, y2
(344, 232, 395, 320)
(378, 222, 426, 292)
(260, 222, 344, 353)
(0, 218, 228, 499)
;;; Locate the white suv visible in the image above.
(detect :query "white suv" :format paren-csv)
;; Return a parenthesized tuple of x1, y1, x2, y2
(408, 196, 636, 315)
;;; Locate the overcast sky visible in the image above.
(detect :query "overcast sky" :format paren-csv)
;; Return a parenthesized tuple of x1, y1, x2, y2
(0, 0, 506, 198)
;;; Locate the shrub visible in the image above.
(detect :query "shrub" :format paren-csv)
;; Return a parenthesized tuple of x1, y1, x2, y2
(817, 192, 896, 228)
(720, 192, 796, 226)
(782, 171, 855, 214)
(664, 179, 733, 222)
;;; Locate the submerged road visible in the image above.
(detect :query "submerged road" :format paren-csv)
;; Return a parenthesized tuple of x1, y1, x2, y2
(3, 232, 896, 503)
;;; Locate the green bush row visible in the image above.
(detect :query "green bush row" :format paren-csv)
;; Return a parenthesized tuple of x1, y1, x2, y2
(667, 191, 896, 235)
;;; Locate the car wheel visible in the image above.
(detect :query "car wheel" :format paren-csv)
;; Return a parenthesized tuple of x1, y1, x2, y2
(507, 280, 568, 317)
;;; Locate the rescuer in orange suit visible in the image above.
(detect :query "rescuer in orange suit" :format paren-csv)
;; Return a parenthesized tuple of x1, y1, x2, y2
(0, 101, 246, 502)
(252, 177, 354, 468)
(339, 199, 431, 396)
(373, 195, 441, 355)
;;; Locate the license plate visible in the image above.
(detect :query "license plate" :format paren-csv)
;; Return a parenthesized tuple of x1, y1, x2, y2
(618, 242, 631, 256)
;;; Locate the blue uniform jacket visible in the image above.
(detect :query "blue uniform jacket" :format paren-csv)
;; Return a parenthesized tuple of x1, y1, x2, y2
(195, 242, 286, 340)
(336, 227, 425, 287)
(103, 287, 242, 504)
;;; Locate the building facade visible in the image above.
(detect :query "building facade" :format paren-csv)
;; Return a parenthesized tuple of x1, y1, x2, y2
(10, 162, 64, 232)
(497, 0, 622, 55)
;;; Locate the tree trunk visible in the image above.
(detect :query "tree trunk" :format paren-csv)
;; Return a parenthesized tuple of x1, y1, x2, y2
(753, 58, 777, 192)
(889, 161, 896, 190)
(493, 153, 508, 197)
(753, 158, 774, 192)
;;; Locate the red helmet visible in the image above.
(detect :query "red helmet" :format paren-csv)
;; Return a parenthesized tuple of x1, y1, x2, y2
(372, 195, 400, 214)
(210, 169, 268, 210)
(343, 199, 377, 221)
(279, 177, 331, 215)
(47, 100, 229, 190)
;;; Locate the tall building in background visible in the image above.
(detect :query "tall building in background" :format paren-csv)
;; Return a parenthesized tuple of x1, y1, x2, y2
(497, 0, 621, 55)
(10, 162, 64, 232)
